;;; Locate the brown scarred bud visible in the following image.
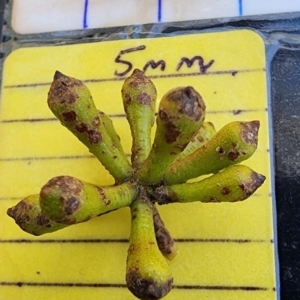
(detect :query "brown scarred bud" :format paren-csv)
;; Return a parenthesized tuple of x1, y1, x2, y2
(137, 86, 206, 185)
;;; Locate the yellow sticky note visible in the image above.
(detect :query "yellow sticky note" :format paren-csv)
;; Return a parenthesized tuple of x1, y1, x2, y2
(0, 30, 277, 300)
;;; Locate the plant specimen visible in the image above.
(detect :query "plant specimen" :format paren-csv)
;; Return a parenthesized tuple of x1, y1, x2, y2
(7, 69, 265, 300)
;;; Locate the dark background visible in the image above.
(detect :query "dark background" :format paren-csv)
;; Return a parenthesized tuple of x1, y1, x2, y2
(0, 1, 300, 299)
(272, 49, 300, 299)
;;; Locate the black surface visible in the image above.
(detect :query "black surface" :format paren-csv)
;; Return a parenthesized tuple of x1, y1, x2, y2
(272, 49, 300, 300)
(0, 0, 7, 43)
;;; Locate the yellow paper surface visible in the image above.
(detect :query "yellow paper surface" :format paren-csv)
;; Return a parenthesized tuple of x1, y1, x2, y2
(0, 30, 277, 300)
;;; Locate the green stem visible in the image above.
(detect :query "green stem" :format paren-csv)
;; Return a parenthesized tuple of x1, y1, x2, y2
(7, 195, 68, 236)
(98, 110, 123, 153)
(155, 165, 265, 204)
(126, 196, 173, 300)
(47, 71, 133, 182)
(174, 122, 216, 161)
(122, 69, 157, 168)
(137, 86, 206, 185)
(164, 120, 260, 184)
(40, 176, 138, 224)
(153, 205, 178, 261)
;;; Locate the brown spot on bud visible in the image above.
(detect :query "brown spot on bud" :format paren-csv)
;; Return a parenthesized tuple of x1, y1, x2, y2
(131, 146, 142, 165)
(40, 176, 83, 220)
(177, 87, 206, 122)
(7, 203, 30, 228)
(62, 111, 77, 122)
(216, 146, 225, 155)
(153, 207, 176, 257)
(64, 196, 81, 215)
(12, 200, 33, 213)
(221, 187, 230, 195)
(239, 172, 266, 200)
(128, 80, 139, 88)
(165, 125, 181, 143)
(127, 69, 155, 90)
(227, 150, 240, 161)
(75, 122, 88, 133)
(48, 73, 83, 106)
(132, 68, 145, 78)
(96, 187, 111, 206)
(126, 268, 173, 300)
(159, 109, 181, 143)
(240, 121, 260, 146)
(42, 176, 83, 196)
(93, 116, 100, 127)
(88, 130, 102, 144)
(54, 71, 66, 80)
(159, 109, 168, 122)
(36, 214, 52, 228)
(138, 92, 151, 105)
(123, 93, 132, 105)
(7, 200, 33, 220)
(6, 206, 16, 219)
(153, 186, 175, 204)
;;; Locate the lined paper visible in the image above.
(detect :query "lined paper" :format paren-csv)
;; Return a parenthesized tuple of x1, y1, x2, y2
(11, 0, 300, 34)
(0, 30, 276, 300)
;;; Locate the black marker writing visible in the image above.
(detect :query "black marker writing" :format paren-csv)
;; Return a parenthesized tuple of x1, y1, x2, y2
(177, 56, 214, 73)
(114, 46, 214, 76)
(114, 45, 146, 77)
(143, 60, 166, 73)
